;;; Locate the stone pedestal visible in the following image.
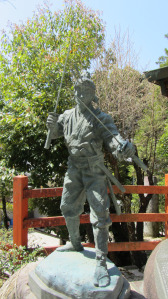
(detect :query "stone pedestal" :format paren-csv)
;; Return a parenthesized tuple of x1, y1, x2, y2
(29, 247, 130, 299)
(144, 239, 168, 299)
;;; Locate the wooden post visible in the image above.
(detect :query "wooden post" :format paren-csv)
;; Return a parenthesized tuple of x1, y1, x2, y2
(165, 174, 168, 238)
(13, 175, 28, 247)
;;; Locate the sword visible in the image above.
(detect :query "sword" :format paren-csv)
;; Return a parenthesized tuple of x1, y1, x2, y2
(107, 178, 121, 215)
(76, 96, 147, 172)
(44, 34, 73, 149)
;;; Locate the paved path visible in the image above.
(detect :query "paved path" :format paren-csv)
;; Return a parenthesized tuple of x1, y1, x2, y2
(28, 230, 61, 248)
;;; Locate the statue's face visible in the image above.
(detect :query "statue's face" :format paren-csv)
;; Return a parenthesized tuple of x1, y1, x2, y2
(75, 81, 95, 107)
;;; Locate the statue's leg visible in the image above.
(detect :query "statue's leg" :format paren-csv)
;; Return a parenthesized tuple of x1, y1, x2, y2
(92, 225, 110, 287)
(57, 165, 86, 252)
(57, 216, 83, 252)
(84, 165, 111, 287)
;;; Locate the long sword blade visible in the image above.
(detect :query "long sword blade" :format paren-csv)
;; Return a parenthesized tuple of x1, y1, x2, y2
(44, 32, 73, 149)
(77, 96, 147, 171)
(54, 34, 73, 113)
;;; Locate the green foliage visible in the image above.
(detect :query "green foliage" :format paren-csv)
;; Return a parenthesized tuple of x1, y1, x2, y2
(0, 0, 105, 215)
(0, 228, 45, 286)
(156, 123, 168, 175)
(0, 160, 18, 228)
(134, 85, 168, 174)
(157, 33, 168, 67)
(0, 160, 17, 199)
(94, 37, 168, 222)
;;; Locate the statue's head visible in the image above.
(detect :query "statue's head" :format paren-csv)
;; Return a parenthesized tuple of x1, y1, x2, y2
(75, 71, 95, 89)
(74, 71, 98, 106)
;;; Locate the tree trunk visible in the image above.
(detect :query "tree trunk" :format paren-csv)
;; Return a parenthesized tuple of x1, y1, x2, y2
(133, 148, 153, 241)
(123, 194, 147, 268)
(1, 192, 10, 230)
(144, 177, 159, 238)
(136, 193, 153, 241)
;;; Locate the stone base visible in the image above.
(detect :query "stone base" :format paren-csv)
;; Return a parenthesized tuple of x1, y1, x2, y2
(0, 260, 145, 299)
(29, 247, 130, 299)
(0, 262, 37, 299)
(143, 239, 168, 299)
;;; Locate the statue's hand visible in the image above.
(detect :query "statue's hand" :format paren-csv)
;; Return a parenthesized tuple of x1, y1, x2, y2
(117, 140, 135, 161)
(46, 112, 59, 130)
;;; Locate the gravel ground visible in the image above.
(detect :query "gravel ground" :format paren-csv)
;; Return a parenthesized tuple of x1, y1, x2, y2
(28, 230, 61, 248)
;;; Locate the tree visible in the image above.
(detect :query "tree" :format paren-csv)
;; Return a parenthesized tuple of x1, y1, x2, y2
(0, 160, 17, 229)
(156, 33, 168, 67)
(155, 33, 168, 174)
(93, 30, 168, 267)
(0, 0, 105, 216)
(93, 28, 148, 140)
(134, 85, 168, 175)
(156, 122, 168, 176)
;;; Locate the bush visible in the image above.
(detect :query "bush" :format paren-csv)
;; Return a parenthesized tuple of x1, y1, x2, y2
(0, 228, 45, 288)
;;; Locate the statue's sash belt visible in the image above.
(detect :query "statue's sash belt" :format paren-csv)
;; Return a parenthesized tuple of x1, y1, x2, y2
(68, 155, 125, 193)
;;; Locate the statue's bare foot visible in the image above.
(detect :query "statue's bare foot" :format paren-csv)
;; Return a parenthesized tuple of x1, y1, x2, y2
(56, 242, 84, 252)
(94, 257, 110, 287)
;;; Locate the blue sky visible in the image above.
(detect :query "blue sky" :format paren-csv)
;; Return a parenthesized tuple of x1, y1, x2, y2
(0, 0, 167, 72)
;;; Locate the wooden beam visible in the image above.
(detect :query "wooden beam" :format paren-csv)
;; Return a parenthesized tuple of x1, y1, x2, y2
(122, 185, 168, 195)
(111, 213, 168, 222)
(23, 187, 63, 199)
(23, 185, 168, 199)
(42, 241, 161, 254)
(23, 214, 90, 228)
(23, 213, 168, 229)
(108, 241, 161, 251)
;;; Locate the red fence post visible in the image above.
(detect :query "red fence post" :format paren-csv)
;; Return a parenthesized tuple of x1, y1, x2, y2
(165, 174, 168, 238)
(13, 175, 28, 247)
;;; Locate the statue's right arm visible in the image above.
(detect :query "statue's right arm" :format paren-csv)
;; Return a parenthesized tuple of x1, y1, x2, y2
(46, 112, 64, 139)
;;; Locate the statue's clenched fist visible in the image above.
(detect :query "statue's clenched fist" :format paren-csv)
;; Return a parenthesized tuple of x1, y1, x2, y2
(117, 140, 135, 161)
(46, 112, 59, 130)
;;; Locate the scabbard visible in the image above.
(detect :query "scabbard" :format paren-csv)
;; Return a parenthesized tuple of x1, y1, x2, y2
(98, 164, 125, 193)
(107, 178, 121, 215)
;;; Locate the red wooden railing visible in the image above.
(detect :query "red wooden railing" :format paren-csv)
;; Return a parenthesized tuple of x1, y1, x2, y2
(13, 174, 168, 253)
